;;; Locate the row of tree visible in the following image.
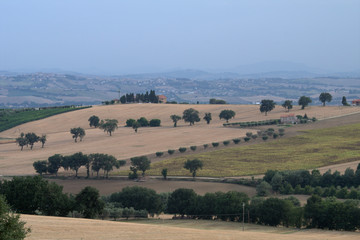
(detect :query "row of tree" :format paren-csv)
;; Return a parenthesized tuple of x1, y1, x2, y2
(33, 152, 126, 178)
(15, 132, 46, 150)
(170, 108, 236, 126)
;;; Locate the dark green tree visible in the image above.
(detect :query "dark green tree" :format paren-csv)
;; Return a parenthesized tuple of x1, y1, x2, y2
(70, 127, 85, 142)
(282, 100, 293, 112)
(47, 154, 62, 176)
(88, 115, 100, 128)
(167, 188, 197, 218)
(15, 133, 27, 151)
(182, 108, 200, 125)
(25, 132, 39, 150)
(170, 114, 181, 127)
(219, 110, 235, 122)
(33, 160, 47, 176)
(130, 156, 151, 177)
(161, 168, 168, 180)
(203, 112, 212, 124)
(319, 92, 332, 106)
(137, 117, 149, 127)
(126, 118, 136, 127)
(69, 152, 89, 177)
(260, 99, 276, 116)
(132, 121, 140, 133)
(184, 159, 203, 179)
(298, 96, 312, 109)
(0, 195, 31, 240)
(342, 96, 349, 106)
(99, 119, 118, 136)
(39, 134, 47, 148)
(75, 186, 104, 219)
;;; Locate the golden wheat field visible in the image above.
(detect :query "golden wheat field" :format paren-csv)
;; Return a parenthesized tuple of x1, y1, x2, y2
(0, 104, 359, 176)
(22, 214, 360, 240)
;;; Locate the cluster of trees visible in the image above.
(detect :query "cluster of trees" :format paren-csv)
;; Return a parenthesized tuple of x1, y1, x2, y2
(15, 132, 46, 150)
(0, 176, 104, 219)
(209, 98, 227, 104)
(126, 117, 161, 132)
(33, 152, 126, 178)
(119, 90, 159, 104)
(88, 116, 119, 136)
(260, 166, 360, 199)
(170, 108, 236, 126)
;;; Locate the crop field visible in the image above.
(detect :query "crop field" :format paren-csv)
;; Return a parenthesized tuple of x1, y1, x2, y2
(0, 104, 359, 176)
(147, 122, 360, 177)
(22, 214, 360, 240)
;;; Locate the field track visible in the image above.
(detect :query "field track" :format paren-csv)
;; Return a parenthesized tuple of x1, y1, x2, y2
(22, 214, 360, 240)
(0, 104, 359, 176)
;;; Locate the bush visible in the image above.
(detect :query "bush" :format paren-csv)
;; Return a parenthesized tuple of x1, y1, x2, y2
(246, 132, 253, 137)
(149, 119, 161, 127)
(203, 144, 209, 149)
(190, 146, 197, 151)
(251, 134, 258, 139)
(262, 136, 268, 141)
(256, 181, 272, 196)
(312, 117, 317, 122)
(126, 119, 136, 127)
(273, 133, 279, 139)
(167, 149, 175, 155)
(223, 140, 230, 146)
(244, 137, 250, 142)
(179, 147, 187, 153)
(137, 117, 149, 127)
(212, 142, 219, 147)
(156, 152, 164, 157)
(278, 128, 285, 134)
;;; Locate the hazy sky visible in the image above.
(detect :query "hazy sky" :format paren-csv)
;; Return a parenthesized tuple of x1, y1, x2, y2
(0, 0, 359, 74)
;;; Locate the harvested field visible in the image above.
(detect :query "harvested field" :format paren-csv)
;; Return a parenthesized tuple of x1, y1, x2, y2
(22, 214, 360, 240)
(0, 104, 359, 176)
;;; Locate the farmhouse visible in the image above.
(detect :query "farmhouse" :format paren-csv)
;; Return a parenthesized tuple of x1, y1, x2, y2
(351, 99, 360, 106)
(280, 114, 298, 124)
(157, 95, 167, 103)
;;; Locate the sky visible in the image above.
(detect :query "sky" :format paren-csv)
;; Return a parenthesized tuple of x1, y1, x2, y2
(0, 0, 359, 74)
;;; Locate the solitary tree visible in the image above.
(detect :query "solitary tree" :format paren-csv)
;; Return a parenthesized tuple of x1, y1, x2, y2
(70, 127, 85, 142)
(203, 112, 212, 124)
(184, 159, 203, 179)
(130, 156, 151, 177)
(260, 100, 276, 116)
(170, 115, 181, 127)
(282, 100, 293, 112)
(161, 168, 168, 180)
(39, 134, 47, 148)
(319, 92, 332, 106)
(88, 115, 100, 128)
(298, 96, 312, 109)
(25, 132, 39, 150)
(182, 108, 200, 126)
(342, 96, 349, 106)
(99, 119, 118, 136)
(219, 110, 236, 122)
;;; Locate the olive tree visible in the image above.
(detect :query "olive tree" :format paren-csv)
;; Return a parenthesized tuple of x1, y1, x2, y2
(260, 100, 275, 116)
(219, 110, 235, 122)
(70, 127, 85, 142)
(319, 92, 332, 106)
(182, 108, 200, 126)
(99, 119, 118, 136)
(170, 115, 181, 127)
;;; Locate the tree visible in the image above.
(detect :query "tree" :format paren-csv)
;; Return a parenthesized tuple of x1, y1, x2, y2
(319, 92, 332, 106)
(99, 119, 118, 136)
(0, 195, 31, 240)
(203, 112, 212, 124)
(130, 156, 151, 177)
(47, 154, 62, 176)
(219, 110, 235, 123)
(170, 115, 181, 127)
(70, 127, 85, 142)
(15, 133, 27, 151)
(25, 132, 39, 150)
(88, 115, 100, 128)
(39, 134, 47, 148)
(162, 168, 168, 180)
(298, 96, 312, 109)
(132, 121, 140, 133)
(342, 96, 349, 106)
(260, 100, 275, 116)
(209, 98, 226, 104)
(33, 160, 47, 176)
(149, 119, 161, 127)
(126, 119, 136, 127)
(182, 108, 200, 126)
(137, 117, 149, 127)
(184, 159, 203, 179)
(256, 181, 272, 196)
(75, 186, 104, 219)
(69, 152, 89, 177)
(167, 188, 197, 217)
(282, 100, 293, 112)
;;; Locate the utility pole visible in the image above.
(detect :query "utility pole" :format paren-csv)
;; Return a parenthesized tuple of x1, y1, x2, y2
(118, 89, 121, 100)
(242, 202, 245, 231)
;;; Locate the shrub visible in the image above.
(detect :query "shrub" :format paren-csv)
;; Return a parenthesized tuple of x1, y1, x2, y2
(223, 140, 230, 146)
(190, 146, 197, 151)
(279, 133, 285, 137)
(137, 117, 149, 127)
(168, 149, 175, 155)
(246, 132, 253, 137)
(312, 117, 317, 122)
(149, 119, 161, 127)
(212, 142, 219, 147)
(156, 152, 164, 157)
(251, 134, 258, 139)
(267, 128, 274, 132)
(203, 144, 209, 149)
(273, 133, 279, 139)
(126, 119, 136, 127)
(262, 136, 268, 141)
(244, 137, 250, 142)
(256, 181, 272, 196)
(179, 147, 187, 153)
(278, 128, 285, 134)
(233, 138, 241, 144)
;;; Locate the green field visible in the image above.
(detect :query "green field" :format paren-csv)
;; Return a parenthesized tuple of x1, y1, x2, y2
(0, 106, 91, 132)
(146, 123, 360, 177)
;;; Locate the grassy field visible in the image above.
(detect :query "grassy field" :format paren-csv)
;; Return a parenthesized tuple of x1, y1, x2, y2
(146, 122, 360, 177)
(0, 106, 91, 132)
(22, 214, 360, 240)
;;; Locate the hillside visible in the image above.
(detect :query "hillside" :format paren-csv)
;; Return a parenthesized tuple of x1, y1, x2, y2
(0, 104, 359, 176)
(22, 214, 360, 240)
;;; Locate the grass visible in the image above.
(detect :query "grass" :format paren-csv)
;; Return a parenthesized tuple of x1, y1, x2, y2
(0, 106, 91, 132)
(146, 123, 360, 177)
